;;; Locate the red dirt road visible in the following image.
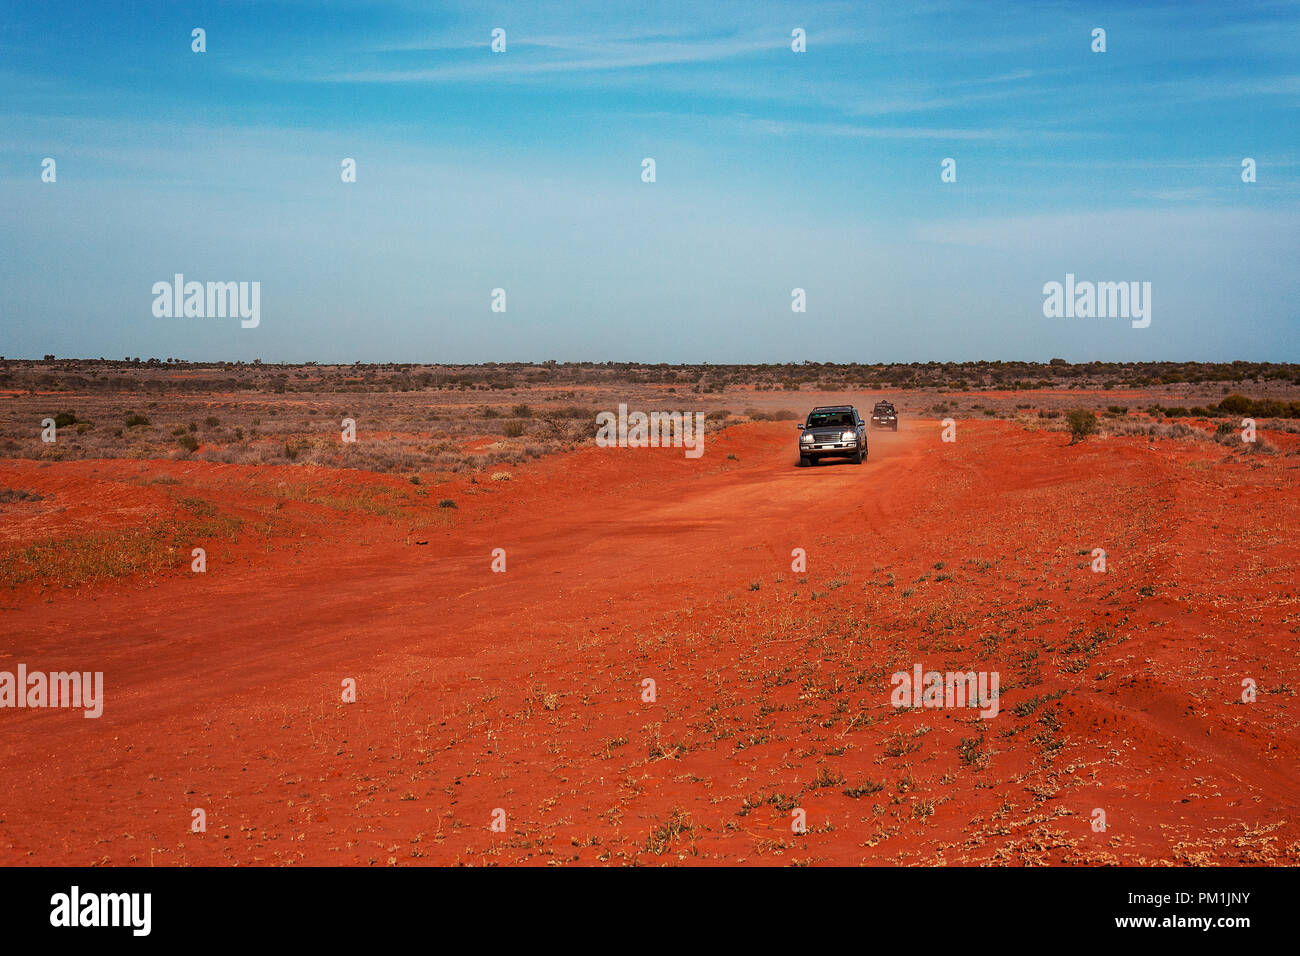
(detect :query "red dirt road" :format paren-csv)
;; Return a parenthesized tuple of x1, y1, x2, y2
(2, 421, 1298, 865)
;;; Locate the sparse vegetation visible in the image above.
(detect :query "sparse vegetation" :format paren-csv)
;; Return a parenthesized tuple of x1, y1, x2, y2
(0, 488, 44, 503)
(843, 778, 885, 798)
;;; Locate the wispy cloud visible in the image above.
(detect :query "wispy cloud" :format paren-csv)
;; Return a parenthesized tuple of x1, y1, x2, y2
(711, 115, 1057, 141)
(367, 27, 701, 54)
(260, 31, 798, 84)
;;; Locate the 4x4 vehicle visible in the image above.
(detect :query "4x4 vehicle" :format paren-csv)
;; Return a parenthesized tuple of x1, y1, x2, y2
(871, 401, 898, 431)
(797, 405, 867, 465)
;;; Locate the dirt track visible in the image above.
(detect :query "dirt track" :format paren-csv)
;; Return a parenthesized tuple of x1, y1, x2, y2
(2, 420, 1298, 865)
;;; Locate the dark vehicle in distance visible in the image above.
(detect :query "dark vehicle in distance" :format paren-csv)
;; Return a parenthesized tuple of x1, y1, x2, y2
(797, 405, 867, 465)
(871, 401, 898, 430)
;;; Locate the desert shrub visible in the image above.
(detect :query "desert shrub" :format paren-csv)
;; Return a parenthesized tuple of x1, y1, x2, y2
(551, 405, 594, 420)
(744, 407, 800, 421)
(1217, 393, 1251, 415)
(282, 437, 313, 460)
(511, 404, 532, 418)
(1212, 394, 1300, 418)
(431, 450, 467, 468)
(176, 433, 199, 453)
(1066, 409, 1099, 444)
(1105, 420, 1199, 442)
(503, 420, 524, 437)
(0, 488, 44, 503)
(438, 498, 456, 508)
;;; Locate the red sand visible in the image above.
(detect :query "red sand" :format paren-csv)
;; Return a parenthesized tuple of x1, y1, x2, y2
(1, 420, 1297, 865)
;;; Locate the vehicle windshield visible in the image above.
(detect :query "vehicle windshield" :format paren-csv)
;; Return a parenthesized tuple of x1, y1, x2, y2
(874, 404, 894, 413)
(806, 411, 855, 428)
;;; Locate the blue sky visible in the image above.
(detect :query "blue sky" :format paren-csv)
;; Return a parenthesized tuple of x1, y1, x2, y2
(1, 0, 1297, 363)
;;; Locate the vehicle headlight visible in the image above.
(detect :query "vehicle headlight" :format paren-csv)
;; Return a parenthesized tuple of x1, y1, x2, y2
(841, 431, 856, 442)
(800, 432, 814, 443)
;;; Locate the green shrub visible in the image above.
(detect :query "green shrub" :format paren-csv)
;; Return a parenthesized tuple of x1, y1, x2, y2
(1217, 394, 1251, 415)
(1066, 409, 1099, 444)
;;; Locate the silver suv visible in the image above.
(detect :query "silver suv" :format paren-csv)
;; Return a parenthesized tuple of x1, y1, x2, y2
(797, 405, 867, 466)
